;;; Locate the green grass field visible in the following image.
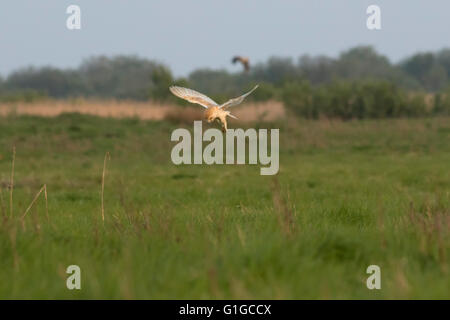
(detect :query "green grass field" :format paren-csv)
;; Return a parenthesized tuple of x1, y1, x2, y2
(0, 114, 449, 299)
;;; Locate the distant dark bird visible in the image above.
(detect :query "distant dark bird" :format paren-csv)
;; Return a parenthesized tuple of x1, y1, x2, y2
(232, 56, 250, 72)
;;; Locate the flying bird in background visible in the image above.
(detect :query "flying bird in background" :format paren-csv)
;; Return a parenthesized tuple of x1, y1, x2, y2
(169, 85, 259, 132)
(232, 56, 250, 72)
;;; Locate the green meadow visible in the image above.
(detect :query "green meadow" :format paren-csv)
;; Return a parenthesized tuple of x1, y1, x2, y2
(0, 114, 449, 299)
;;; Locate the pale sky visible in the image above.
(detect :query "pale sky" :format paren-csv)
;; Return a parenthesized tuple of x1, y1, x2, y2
(0, 1, 449, 77)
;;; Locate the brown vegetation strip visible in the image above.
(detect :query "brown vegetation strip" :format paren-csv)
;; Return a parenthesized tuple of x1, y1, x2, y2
(0, 99, 285, 122)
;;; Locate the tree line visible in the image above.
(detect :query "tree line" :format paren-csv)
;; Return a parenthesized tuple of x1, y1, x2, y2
(1, 46, 450, 118)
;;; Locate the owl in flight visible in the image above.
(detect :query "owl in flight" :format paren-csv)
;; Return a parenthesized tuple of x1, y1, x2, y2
(169, 85, 258, 132)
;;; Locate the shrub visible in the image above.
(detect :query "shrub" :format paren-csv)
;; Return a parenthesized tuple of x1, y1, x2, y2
(281, 81, 314, 118)
(0, 89, 48, 103)
(282, 79, 430, 119)
(433, 88, 450, 115)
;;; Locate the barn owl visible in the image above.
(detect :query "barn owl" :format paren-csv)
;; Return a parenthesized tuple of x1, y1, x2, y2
(169, 85, 258, 132)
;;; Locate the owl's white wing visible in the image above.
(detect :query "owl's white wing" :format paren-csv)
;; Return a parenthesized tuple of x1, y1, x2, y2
(169, 86, 219, 109)
(219, 85, 258, 109)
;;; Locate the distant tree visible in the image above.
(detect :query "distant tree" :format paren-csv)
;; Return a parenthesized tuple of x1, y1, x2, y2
(335, 46, 390, 77)
(250, 82, 278, 101)
(188, 69, 239, 101)
(149, 65, 189, 102)
(298, 55, 336, 84)
(6, 67, 85, 97)
(401, 53, 435, 79)
(436, 49, 450, 74)
(79, 55, 162, 99)
(424, 64, 448, 91)
(282, 81, 314, 117)
(252, 57, 299, 85)
(149, 65, 174, 101)
(400, 52, 449, 91)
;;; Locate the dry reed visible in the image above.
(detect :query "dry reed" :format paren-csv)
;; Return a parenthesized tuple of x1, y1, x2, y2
(20, 184, 48, 220)
(0, 99, 285, 122)
(271, 176, 295, 236)
(9, 146, 15, 218)
(0, 187, 6, 220)
(101, 152, 111, 224)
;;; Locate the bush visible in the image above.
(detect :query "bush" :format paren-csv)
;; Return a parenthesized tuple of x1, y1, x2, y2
(354, 81, 407, 118)
(149, 65, 189, 103)
(0, 89, 48, 103)
(249, 82, 278, 102)
(281, 81, 314, 117)
(434, 87, 450, 115)
(282, 80, 430, 119)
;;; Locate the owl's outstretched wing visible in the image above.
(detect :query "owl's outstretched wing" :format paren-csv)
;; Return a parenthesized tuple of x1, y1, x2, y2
(169, 86, 219, 109)
(219, 85, 258, 109)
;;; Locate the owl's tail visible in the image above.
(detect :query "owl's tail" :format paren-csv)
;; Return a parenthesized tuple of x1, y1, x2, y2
(226, 111, 238, 119)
